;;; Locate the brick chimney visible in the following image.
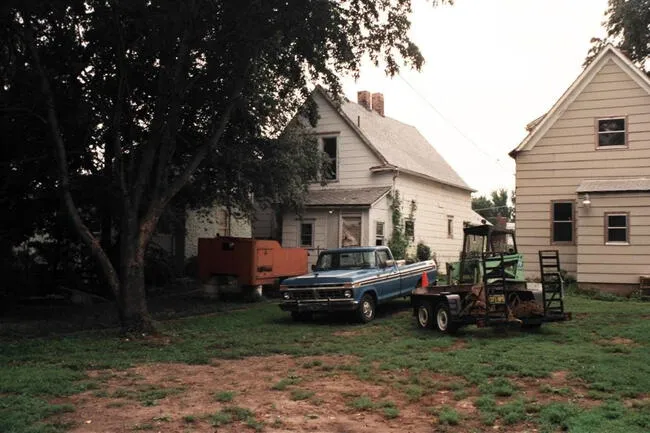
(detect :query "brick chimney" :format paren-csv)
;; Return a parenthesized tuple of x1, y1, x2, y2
(371, 92, 384, 116)
(357, 91, 371, 111)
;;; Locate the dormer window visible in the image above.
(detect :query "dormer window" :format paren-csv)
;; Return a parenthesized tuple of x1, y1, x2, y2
(322, 137, 338, 180)
(597, 117, 626, 147)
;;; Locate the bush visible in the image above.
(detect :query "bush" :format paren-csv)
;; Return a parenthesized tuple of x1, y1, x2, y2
(416, 242, 431, 262)
(145, 243, 175, 287)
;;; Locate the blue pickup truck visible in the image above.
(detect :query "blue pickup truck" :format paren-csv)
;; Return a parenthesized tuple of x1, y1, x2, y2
(279, 246, 437, 322)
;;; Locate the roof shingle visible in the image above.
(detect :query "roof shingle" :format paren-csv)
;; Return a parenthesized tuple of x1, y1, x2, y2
(339, 100, 472, 191)
(306, 186, 391, 207)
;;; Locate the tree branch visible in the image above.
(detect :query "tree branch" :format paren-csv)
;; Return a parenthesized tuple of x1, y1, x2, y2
(109, 0, 129, 204)
(24, 25, 121, 300)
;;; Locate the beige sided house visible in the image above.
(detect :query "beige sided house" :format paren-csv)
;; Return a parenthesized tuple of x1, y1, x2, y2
(510, 45, 650, 295)
(255, 87, 484, 268)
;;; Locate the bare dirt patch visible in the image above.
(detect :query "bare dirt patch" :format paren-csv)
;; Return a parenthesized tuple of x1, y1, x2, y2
(597, 337, 636, 346)
(516, 370, 599, 408)
(53, 355, 485, 433)
(54, 358, 607, 433)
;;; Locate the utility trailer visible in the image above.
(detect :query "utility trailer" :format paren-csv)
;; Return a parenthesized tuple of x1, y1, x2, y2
(198, 237, 308, 293)
(411, 224, 571, 333)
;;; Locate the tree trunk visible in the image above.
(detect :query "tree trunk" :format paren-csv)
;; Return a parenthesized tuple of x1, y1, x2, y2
(118, 218, 155, 334)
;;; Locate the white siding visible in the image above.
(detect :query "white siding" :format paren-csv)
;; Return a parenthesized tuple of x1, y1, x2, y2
(185, 206, 251, 258)
(395, 173, 474, 269)
(282, 208, 370, 267)
(368, 194, 393, 247)
(577, 192, 650, 284)
(308, 92, 383, 189)
(514, 58, 650, 281)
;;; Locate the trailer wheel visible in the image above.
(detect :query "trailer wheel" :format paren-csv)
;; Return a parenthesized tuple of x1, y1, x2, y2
(435, 302, 457, 334)
(416, 301, 434, 329)
(356, 294, 376, 323)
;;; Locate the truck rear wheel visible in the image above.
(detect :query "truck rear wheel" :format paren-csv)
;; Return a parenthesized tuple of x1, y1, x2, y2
(356, 294, 376, 323)
(291, 312, 313, 322)
(416, 301, 434, 329)
(435, 302, 457, 334)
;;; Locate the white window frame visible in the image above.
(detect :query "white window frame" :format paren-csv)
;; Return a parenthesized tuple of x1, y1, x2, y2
(404, 219, 415, 240)
(596, 117, 627, 148)
(321, 136, 338, 181)
(605, 213, 629, 245)
(375, 221, 385, 246)
(299, 221, 315, 247)
(447, 216, 454, 239)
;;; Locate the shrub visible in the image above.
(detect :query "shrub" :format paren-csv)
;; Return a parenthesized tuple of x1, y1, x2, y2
(416, 242, 431, 261)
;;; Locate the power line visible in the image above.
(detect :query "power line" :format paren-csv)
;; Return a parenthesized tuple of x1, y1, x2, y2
(397, 73, 516, 177)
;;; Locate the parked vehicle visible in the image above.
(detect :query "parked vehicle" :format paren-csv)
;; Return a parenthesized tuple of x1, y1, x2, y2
(411, 224, 571, 333)
(198, 237, 308, 289)
(279, 246, 437, 322)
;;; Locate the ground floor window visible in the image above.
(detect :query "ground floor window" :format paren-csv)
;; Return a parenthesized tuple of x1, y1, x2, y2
(375, 221, 385, 246)
(405, 219, 415, 240)
(300, 221, 314, 247)
(552, 201, 574, 243)
(605, 213, 629, 244)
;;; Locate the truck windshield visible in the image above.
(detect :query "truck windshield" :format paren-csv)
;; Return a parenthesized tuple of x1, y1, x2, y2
(315, 251, 376, 271)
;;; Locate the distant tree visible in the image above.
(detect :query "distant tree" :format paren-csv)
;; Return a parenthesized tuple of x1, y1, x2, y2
(586, 0, 650, 71)
(1, 0, 451, 333)
(472, 189, 514, 224)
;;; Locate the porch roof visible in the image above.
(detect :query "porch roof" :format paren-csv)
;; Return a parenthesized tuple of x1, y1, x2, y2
(576, 178, 650, 193)
(306, 186, 391, 207)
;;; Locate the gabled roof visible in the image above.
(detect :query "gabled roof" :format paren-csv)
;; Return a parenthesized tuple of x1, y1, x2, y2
(576, 178, 650, 193)
(510, 45, 650, 157)
(315, 87, 473, 192)
(306, 186, 391, 207)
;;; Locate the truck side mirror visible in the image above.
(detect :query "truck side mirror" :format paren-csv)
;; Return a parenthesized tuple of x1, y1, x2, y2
(311, 264, 316, 271)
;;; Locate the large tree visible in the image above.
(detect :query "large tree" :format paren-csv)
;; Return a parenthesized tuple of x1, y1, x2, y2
(1, 0, 449, 333)
(586, 0, 650, 70)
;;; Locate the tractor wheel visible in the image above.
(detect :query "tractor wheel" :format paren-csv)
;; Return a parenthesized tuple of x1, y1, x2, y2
(416, 301, 435, 329)
(435, 302, 458, 334)
(356, 294, 376, 323)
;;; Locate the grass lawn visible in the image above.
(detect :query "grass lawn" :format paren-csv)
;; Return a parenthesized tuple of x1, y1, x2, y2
(1, 293, 649, 432)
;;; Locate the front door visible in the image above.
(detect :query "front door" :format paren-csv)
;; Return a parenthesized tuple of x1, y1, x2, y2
(341, 216, 362, 247)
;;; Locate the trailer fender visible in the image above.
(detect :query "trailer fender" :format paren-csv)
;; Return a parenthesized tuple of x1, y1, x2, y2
(444, 294, 462, 319)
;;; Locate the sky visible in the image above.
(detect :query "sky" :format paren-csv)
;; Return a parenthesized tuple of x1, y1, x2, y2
(341, 0, 610, 197)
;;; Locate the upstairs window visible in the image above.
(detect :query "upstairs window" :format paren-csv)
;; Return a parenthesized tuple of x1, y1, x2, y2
(597, 118, 626, 147)
(447, 216, 454, 239)
(552, 201, 574, 243)
(300, 222, 314, 247)
(375, 221, 385, 246)
(322, 137, 338, 180)
(606, 213, 629, 244)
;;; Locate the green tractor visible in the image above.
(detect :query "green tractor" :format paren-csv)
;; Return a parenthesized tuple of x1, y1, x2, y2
(446, 224, 525, 287)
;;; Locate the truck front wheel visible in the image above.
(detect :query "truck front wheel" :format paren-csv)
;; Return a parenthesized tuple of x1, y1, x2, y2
(416, 301, 434, 329)
(435, 302, 457, 334)
(357, 294, 376, 323)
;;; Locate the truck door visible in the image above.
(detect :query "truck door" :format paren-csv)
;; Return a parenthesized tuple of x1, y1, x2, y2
(375, 249, 399, 300)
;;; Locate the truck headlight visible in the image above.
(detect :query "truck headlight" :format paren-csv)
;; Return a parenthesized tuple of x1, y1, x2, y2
(283, 292, 291, 300)
(344, 290, 352, 298)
